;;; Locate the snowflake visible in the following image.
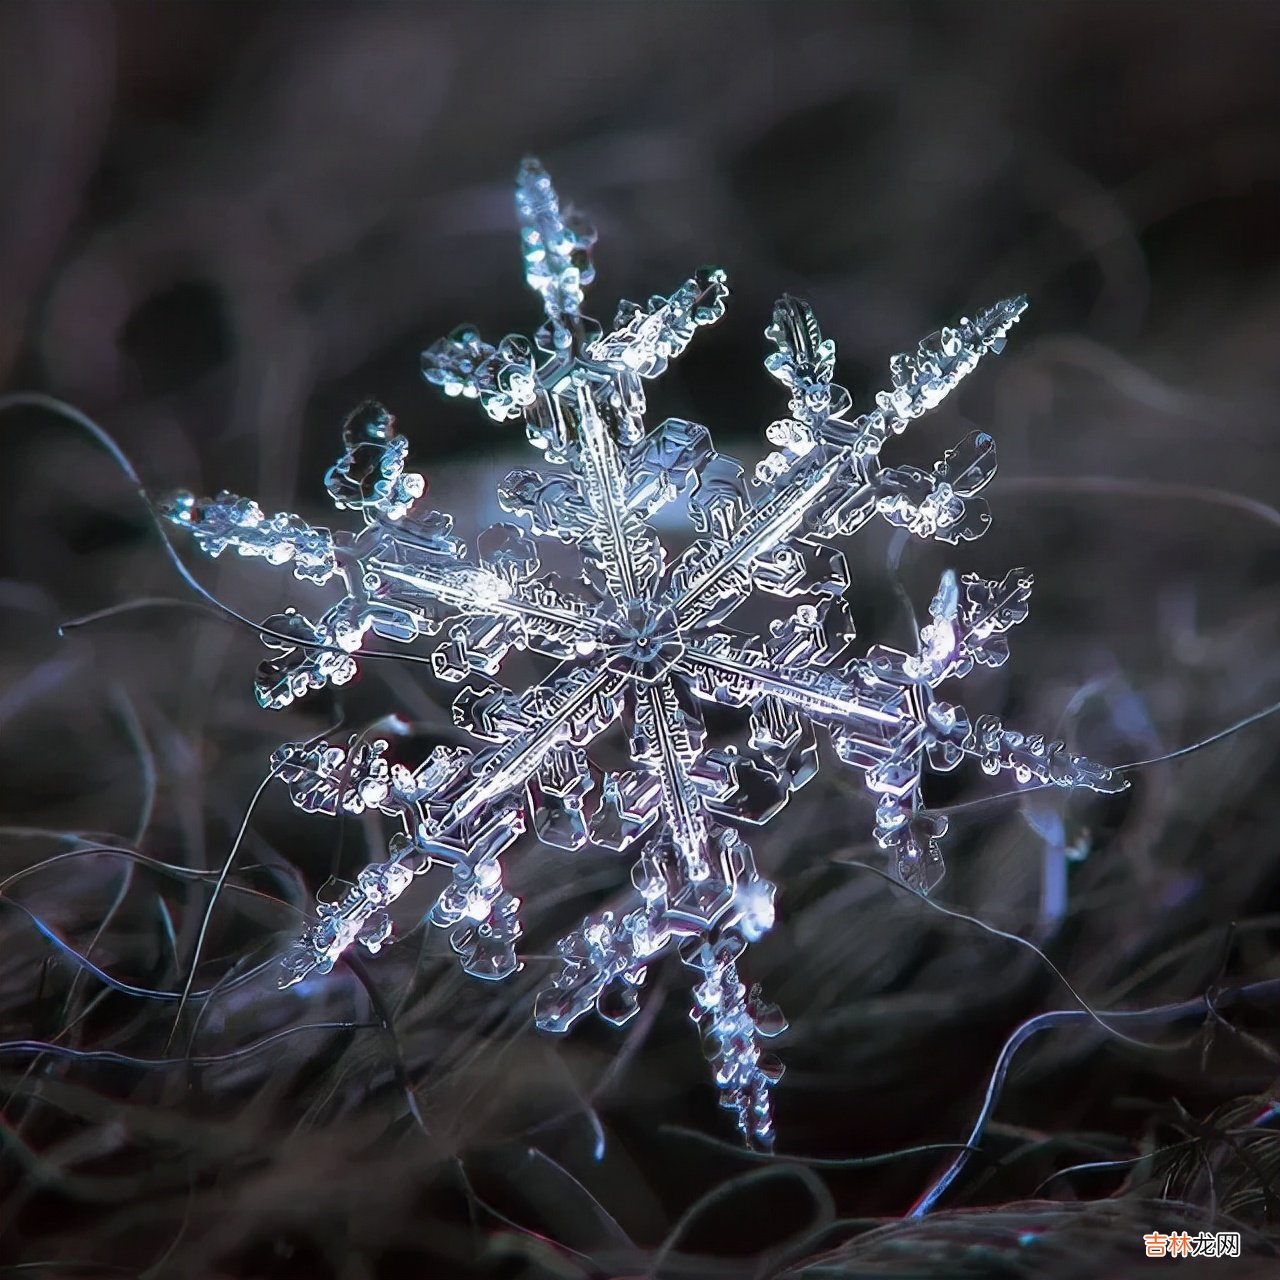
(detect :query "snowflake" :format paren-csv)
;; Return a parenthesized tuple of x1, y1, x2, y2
(161, 159, 1125, 1148)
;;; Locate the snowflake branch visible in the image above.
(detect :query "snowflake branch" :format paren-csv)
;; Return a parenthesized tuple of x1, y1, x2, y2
(666, 300, 1024, 630)
(279, 665, 626, 986)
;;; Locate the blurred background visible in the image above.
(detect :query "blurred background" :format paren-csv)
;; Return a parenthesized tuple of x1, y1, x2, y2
(2, 2, 1280, 1276)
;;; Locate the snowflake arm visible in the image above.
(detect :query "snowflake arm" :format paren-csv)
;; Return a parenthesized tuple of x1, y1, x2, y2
(278, 661, 626, 986)
(516, 155, 598, 334)
(629, 681, 711, 881)
(558, 369, 666, 602)
(665, 299, 1021, 633)
(160, 403, 607, 706)
(677, 569, 1124, 889)
(537, 822, 785, 1148)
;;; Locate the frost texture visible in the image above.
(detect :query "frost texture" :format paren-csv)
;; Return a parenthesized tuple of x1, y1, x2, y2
(162, 158, 1125, 1148)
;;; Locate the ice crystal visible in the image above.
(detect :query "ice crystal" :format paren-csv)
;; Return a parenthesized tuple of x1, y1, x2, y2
(162, 158, 1125, 1148)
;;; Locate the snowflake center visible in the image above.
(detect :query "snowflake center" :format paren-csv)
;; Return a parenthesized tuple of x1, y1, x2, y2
(600, 602, 684, 684)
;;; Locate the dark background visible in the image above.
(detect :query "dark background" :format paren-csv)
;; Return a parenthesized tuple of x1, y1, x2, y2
(2, 2, 1280, 1276)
